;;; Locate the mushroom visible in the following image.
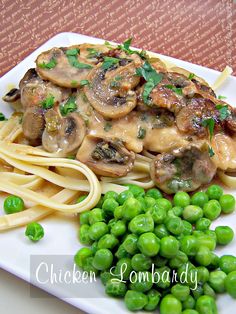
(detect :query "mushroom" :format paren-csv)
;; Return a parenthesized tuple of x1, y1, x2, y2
(36, 44, 110, 88)
(76, 135, 135, 177)
(42, 109, 86, 155)
(176, 97, 221, 138)
(2, 88, 20, 102)
(22, 107, 45, 145)
(150, 142, 217, 193)
(84, 53, 141, 119)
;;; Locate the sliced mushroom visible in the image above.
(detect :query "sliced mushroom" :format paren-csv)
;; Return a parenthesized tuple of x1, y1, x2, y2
(22, 107, 45, 145)
(76, 135, 135, 177)
(36, 44, 109, 88)
(84, 54, 141, 119)
(2, 88, 20, 102)
(19, 68, 70, 110)
(42, 109, 86, 155)
(176, 97, 221, 138)
(150, 142, 217, 193)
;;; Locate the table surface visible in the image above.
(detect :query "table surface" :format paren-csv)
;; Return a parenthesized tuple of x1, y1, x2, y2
(0, 1, 235, 314)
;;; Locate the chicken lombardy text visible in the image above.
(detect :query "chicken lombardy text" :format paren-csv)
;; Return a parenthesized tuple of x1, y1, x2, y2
(3, 40, 236, 194)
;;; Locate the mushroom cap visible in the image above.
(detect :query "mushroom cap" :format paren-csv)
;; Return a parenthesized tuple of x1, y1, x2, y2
(22, 107, 45, 145)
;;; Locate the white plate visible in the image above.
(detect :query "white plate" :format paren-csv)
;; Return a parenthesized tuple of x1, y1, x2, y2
(0, 32, 236, 314)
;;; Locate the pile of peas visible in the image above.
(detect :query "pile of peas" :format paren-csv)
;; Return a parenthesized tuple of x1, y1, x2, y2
(75, 184, 236, 314)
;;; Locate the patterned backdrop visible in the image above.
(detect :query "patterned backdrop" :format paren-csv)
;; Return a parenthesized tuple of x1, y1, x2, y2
(0, 0, 235, 77)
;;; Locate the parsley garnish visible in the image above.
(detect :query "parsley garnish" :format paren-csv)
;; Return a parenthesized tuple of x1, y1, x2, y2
(41, 95, 55, 109)
(71, 80, 78, 87)
(117, 38, 147, 59)
(115, 75, 122, 81)
(188, 73, 195, 80)
(60, 96, 77, 116)
(0, 112, 7, 121)
(102, 56, 119, 70)
(110, 81, 119, 88)
(80, 80, 90, 86)
(208, 146, 215, 157)
(165, 84, 183, 96)
(218, 95, 227, 100)
(137, 127, 146, 139)
(87, 48, 100, 58)
(104, 122, 112, 132)
(136, 62, 163, 104)
(67, 155, 76, 160)
(216, 104, 230, 121)
(38, 57, 57, 69)
(104, 41, 114, 48)
(66, 48, 93, 69)
(202, 117, 215, 140)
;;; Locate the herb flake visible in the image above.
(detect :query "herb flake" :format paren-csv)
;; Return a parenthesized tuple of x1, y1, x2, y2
(188, 73, 195, 80)
(208, 146, 215, 157)
(102, 56, 119, 70)
(41, 95, 55, 109)
(65, 48, 93, 69)
(165, 84, 183, 96)
(38, 57, 57, 69)
(216, 104, 230, 121)
(104, 122, 112, 132)
(202, 117, 215, 140)
(80, 80, 90, 86)
(60, 96, 77, 116)
(137, 127, 146, 139)
(0, 112, 7, 121)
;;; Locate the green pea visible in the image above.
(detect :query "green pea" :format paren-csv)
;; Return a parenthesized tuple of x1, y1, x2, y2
(177, 262, 197, 287)
(195, 295, 218, 314)
(156, 198, 172, 211)
(79, 210, 90, 225)
(4, 195, 25, 214)
(160, 236, 179, 258)
(197, 235, 216, 251)
(92, 248, 113, 270)
(136, 196, 147, 211)
(125, 184, 145, 197)
(144, 196, 156, 209)
(154, 224, 170, 238)
(97, 234, 119, 250)
(77, 195, 87, 203)
(108, 218, 116, 230)
(203, 282, 216, 299)
(146, 188, 163, 200)
(181, 221, 192, 236)
(209, 270, 226, 293)
(166, 217, 184, 235)
(89, 222, 109, 241)
(205, 230, 217, 242)
(147, 204, 166, 224)
(160, 294, 182, 314)
(25, 222, 44, 242)
(100, 271, 114, 285)
(83, 256, 98, 275)
(192, 284, 204, 300)
(155, 266, 171, 289)
(115, 244, 130, 259)
(95, 196, 104, 208)
(105, 279, 127, 297)
(79, 224, 93, 245)
(115, 257, 132, 280)
(215, 225, 234, 245)
(180, 236, 198, 256)
(172, 206, 183, 217)
(152, 255, 168, 267)
(131, 253, 152, 271)
(91, 241, 98, 254)
(130, 271, 153, 292)
(129, 214, 154, 234)
(208, 253, 220, 270)
(137, 232, 160, 257)
(169, 251, 188, 269)
(110, 220, 126, 237)
(103, 191, 119, 201)
(102, 198, 119, 216)
(123, 197, 142, 221)
(124, 290, 148, 311)
(196, 266, 210, 284)
(74, 247, 93, 268)
(191, 191, 209, 207)
(196, 218, 211, 231)
(206, 184, 223, 200)
(173, 191, 190, 207)
(123, 234, 139, 255)
(203, 200, 221, 220)
(182, 295, 195, 310)
(219, 194, 235, 214)
(114, 205, 123, 219)
(195, 246, 212, 266)
(183, 205, 203, 223)
(117, 190, 134, 205)
(144, 289, 161, 311)
(219, 255, 236, 274)
(182, 310, 199, 314)
(88, 208, 104, 225)
(171, 283, 190, 301)
(225, 270, 236, 298)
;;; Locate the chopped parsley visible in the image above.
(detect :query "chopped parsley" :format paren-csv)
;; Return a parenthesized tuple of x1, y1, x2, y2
(104, 122, 112, 132)
(104, 41, 114, 48)
(71, 80, 78, 87)
(165, 84, 183, 96)
(216, 104, 230, 121)
(137, 127, 146, 139)
(110, 81, 119, 88)
(60, 96, 77, 116)
(118, 38, 147, 59)
(0, 112, 7, 121)
(87, 48, 101, 58)
(202, 117, 215, 140)
(80, 79, 90, 86)
(218, 95, 227, 100)
(188, 73, 195, 80)
(41, 95, 55, 109)
(38, 57, 57, 69)
(115, 75, 122, 81)
(208, 146, 215, 157)
(102, 56, 119, 70)
(67, 155, 76, 160)
(66, 48, 93, 69)
(136, 62, 163, 104)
